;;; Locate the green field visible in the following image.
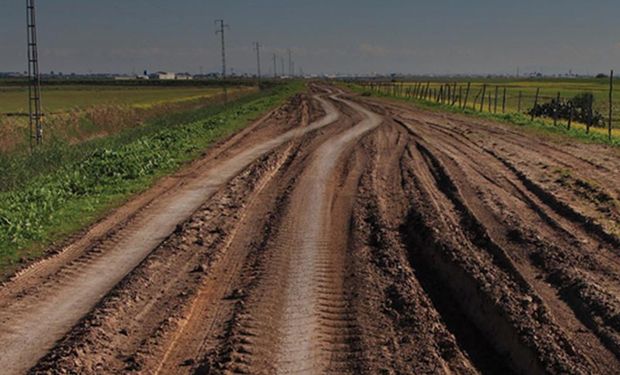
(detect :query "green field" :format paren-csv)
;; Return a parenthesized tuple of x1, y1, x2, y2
(0, 85, 250, 114)
(359, 78, 620, 140)
(0, 84, 257, 153)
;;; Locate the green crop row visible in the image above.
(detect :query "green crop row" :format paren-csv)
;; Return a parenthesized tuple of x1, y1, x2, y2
(0, 82, 302, 274)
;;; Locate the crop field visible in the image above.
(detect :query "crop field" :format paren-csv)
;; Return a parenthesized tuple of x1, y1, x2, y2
(0, 85, 238, 114)
(0, 84, 258, 153)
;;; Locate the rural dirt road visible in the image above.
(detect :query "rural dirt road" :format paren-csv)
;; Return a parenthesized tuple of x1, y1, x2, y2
(1, 84, 620, 374)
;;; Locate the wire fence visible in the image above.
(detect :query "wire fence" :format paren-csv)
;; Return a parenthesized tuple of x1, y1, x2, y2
(358, 76, 617, 140)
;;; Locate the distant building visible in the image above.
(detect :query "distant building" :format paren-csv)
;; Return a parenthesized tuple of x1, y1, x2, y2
(150, 72, 176, 80)
(176, 73, 193, 80)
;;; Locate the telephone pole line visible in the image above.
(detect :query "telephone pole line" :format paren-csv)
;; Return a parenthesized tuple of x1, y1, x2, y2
(253, 42, 261, 81)
(287, 48, 292, 76)
(27, 0, 43, 148)
(214, 19, 229, 78)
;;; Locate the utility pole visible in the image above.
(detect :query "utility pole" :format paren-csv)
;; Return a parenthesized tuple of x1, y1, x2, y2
(273, 53, 277, 79)
(280, 57, 285, 78)
(27, 0, 43, 149)
(287, 48, 292, 76)
(214, 19, 229, 78)
(253, 42, 261, 81)
(215, 19, 229, 103)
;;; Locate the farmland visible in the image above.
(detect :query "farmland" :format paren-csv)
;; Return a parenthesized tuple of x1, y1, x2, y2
(0, 85, 238, 114)
(0, 83, 258, 153)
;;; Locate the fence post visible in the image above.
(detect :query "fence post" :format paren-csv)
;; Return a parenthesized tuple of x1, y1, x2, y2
(531, 88, 540, 121)
(463, 82, 471, 109)
(480, 84, 487, 112)
(609, 70, 614, 140)
(518, 91, 522, 113)
(502, 87, 507, 113)
(488, 92, 492, 112)
(587, 94, 593, 134)
(554, 92, 560, 127)
(494, 86, 499, 113)
(453, 82, 458, 104)
(568, 101, 573, 130)
(473, 90, 479, 110)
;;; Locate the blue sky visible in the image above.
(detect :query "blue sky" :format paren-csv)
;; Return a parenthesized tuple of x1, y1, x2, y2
(2, 0, 620, 75)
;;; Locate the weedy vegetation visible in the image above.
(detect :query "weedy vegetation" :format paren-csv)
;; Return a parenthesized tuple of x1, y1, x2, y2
(0, 81, 302, 274)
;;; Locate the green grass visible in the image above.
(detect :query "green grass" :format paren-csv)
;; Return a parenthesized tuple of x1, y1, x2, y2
(345, 81, 620, 147)
(0, 81, 303, 276)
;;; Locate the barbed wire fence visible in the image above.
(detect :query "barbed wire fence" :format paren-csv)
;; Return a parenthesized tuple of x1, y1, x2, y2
(359, 72, 616, 140)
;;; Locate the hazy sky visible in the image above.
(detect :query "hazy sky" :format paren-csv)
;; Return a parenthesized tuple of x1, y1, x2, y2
(2, 0, 620, 75)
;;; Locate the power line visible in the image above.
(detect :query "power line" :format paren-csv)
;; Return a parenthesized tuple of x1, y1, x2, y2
(26, 0, 43, 148)
(214, 19, 229, 78)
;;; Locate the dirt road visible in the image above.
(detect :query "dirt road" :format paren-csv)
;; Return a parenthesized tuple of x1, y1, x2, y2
(1, 84, 619, 374)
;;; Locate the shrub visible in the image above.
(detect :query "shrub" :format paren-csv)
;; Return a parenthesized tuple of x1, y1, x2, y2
(529, 92, 604, 126)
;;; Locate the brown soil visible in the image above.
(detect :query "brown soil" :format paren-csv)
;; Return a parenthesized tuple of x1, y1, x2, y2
(0, 84, 618, 374)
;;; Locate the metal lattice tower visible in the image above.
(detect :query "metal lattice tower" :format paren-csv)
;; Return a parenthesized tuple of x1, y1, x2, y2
(215, 19, 229, 78)
(27, 0, 43, 147)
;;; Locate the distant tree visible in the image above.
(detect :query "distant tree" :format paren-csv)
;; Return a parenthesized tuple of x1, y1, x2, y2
(595, 73, 608, 79)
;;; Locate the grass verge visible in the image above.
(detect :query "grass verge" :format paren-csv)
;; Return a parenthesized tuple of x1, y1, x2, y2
(343, 83, 620, 148)
(0, 81, 303, 275)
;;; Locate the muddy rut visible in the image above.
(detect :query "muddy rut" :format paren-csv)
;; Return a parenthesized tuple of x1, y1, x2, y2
(0, 84, 619, 374)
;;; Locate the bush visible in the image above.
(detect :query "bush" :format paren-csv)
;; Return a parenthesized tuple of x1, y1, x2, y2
(529, 92, 604, 126)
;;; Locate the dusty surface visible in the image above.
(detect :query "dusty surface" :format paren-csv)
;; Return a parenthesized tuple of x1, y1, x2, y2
(0, 84, 619, 374)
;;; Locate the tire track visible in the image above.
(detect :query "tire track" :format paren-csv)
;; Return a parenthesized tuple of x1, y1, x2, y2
(210, 95, 382, 374)
(390, 112, 620, 367)
(0, 90, 340, 375)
